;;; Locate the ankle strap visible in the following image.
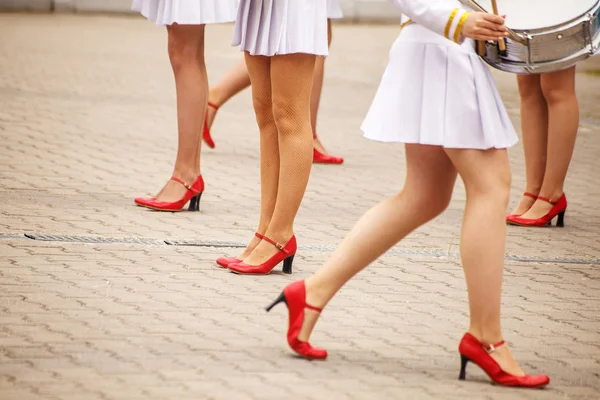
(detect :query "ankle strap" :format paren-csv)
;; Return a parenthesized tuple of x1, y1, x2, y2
(537, 195, 557, 205)
(170, 177, 200, 194)
(255, 232, 264, 240)
(260, 235, 290, 254)
(483, 340, 505, 353)
(523, 192, 538, 200)
(305, 303, 323, 313)
(207, 101, 218, 111)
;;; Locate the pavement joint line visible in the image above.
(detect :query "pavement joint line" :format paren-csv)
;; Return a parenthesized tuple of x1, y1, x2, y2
(1, 232, 599, 265)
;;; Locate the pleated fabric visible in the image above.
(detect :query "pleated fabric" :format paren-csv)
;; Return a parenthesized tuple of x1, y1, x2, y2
(232, 0, 328, 56)
(132, 0, 239, 25)
(327, 0, 343, 19)
(362, 24, 518, 150)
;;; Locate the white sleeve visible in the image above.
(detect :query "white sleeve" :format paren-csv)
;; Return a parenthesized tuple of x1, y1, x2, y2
(388, 0, 471, 43)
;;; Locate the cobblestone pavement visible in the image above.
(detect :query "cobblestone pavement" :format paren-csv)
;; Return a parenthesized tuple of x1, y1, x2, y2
(1, 13, 599, 400)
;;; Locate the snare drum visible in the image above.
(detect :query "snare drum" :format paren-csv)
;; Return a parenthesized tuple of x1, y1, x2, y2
(463, 0, 600, 74)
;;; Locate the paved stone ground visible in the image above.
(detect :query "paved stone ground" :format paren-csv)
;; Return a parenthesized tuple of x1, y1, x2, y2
(1, 13, 599, 400)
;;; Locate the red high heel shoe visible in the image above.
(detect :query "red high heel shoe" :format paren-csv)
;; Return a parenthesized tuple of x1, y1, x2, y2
(506, 192, 538, 219)
(458, 333, 549, 388)
(313, 148, 344, 165)
(216, 232, 264, 268)
(227, 235, 297, 275)
(266, 280, 327, 360)
(507, 194, 567, 227)
(134, 176, 204, 212)
(202, 102, 219, 149)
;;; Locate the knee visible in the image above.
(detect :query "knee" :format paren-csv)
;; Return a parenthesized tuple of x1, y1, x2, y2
(540, 76, 575, 105)
(469, 168, 511, 209)
(252, 95, 274, 130)
(167, 32, 204, 73)
(272, 102, 300, 135)
(517, 75, 543, 101)
(402, 185, 453, 222)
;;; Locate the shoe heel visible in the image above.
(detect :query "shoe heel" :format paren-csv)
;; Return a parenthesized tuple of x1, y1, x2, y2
(459, 354, 469, 380)
(557, 210, 565, 227)
(265, 292, 286, 312)
(282, 255, 294, 274)
(188, 193, 202, 212)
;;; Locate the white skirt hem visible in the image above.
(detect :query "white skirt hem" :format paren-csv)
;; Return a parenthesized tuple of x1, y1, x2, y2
(327, 0, 343, 19)
(361, 26, 518, 151)
(132, 0, 239, 26)
(233, 0, 329, 57)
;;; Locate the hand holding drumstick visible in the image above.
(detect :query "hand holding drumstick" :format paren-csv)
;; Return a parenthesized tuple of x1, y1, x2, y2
(461, 12, 507, 41)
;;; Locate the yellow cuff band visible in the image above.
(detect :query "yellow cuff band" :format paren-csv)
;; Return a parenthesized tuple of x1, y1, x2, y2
(444, 8, 459, 39)
(454, 12, 470, 43)
(400, 19, 413, 30)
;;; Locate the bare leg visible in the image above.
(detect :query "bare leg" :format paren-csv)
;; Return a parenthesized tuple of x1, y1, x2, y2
(302, 145, 457, 340)
(301, 144, 528, 376)
(444, 147, 523, 375)
(239, 53, 279, 259)
(312, 19, 335, 155)
(520, 66, 579, 219)
(206, 59, 252, 129)
(241, 53, 316, 265)
(510, 75, 548, 215)
(154, 24, 207, 202)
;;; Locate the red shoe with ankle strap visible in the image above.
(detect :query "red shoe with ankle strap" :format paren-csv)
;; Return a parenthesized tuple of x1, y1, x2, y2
(266, 280, 327, 360)
(216, 232, 264, 268)
(134, 175, 204, 212)
(313, 148, 344, 165)
(507, 194, 567, 227)
(227, 235, 297, 275)
(458, 333, 549, 388)
(506, 192, 538, 219)
(202, 102, 219, 149)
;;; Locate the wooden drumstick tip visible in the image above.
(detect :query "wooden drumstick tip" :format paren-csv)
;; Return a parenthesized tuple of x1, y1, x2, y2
(477, 40, 486, 56)
(490, 0, 507, 54)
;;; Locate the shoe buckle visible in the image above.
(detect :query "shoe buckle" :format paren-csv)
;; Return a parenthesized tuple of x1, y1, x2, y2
(275, 242, 284, 250)
(485, 344, 496, 353)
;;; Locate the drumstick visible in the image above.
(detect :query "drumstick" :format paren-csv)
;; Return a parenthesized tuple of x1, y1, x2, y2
(459, 0, 525, 44)
(490, 0, 508, 55)
(477, 40, 486, 56)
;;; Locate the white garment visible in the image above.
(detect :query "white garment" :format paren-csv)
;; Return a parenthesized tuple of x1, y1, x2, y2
(233, 0, 328, 56)
(362, 0, 518, 149)
(327, 0, 343, 19)
(132, 0, 239, 25)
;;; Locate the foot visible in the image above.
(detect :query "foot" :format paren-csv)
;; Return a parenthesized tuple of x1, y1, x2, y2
(517, 195, 560, 220)
(237, 232, 263, 260)
(508, 192, 537, 216)
(297, 280, 325, 343)
(313, 137, 329, 155)
(241, 233, 293, 266)
(487, 342, 526, 377)
(152, 173, 199, 203)
(205, 99, 218, 131)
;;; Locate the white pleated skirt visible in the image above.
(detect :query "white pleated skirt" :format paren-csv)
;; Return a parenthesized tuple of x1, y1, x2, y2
(327, 0, 343, 19)
(233, 0, 329, 56)
(132, 0, 239, 25)
(362, 24, 518, 150)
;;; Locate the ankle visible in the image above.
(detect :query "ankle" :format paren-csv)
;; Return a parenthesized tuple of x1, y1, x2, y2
(172, 169, 200, 184)
(263, 229, 294, 243)
(468, 326, 503, 345)
(304, 277, 333, 308)
(524, 188, 541, 197)
(208, 87, 224, 108)
(538, 189, 564, 202)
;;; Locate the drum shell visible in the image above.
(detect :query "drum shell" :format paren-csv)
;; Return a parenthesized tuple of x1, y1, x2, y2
(481, 3, 600, 74)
